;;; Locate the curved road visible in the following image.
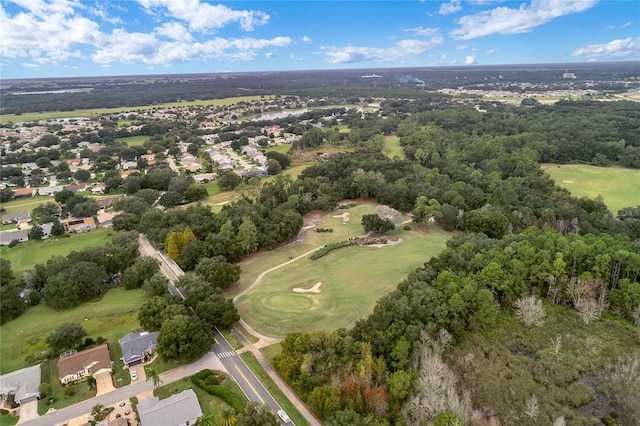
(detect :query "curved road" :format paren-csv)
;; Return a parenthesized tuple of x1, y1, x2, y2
(138, 235, 321, 426)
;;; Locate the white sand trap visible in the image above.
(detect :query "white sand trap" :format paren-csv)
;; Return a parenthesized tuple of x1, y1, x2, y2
(332, 212, 350, 222)
(562, 180, 574, 184)
(293, 282, 322, 293)
(215, 200, 230, 206)
(368, 238, 403, 248)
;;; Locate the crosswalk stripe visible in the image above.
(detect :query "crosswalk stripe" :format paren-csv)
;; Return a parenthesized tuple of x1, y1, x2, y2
(216, 351, 237, 358)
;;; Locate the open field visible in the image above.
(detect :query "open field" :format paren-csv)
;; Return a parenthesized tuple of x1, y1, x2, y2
(0, 228, 113, 275)
(0, 96, 275, 124)
(383, 135, 405, 159)
(234, 203, 451, 337)
(114, 135, 148, 146)
(0, 195, 53, 215)
(0, 287, 148, 374)
(264, 143, 293, 155)
(542, 164, 640, 213)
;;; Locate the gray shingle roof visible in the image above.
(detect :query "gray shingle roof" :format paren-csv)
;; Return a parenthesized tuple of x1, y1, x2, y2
(137, 389, 202, 426)
(119, 331, 159, 365)
(0, 364, 41, 404)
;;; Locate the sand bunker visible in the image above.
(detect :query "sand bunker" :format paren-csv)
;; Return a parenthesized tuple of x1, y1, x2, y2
(368, 238, 403, 248)
(332, 212, 350, 222)
(215, 200, 230, 206)
(293, 282, 322, 293)
(562, 180, 574, 184)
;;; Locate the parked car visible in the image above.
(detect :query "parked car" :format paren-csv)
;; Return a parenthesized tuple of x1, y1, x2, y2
(130, 370, 137, 380)
(277, 409, 290, 424)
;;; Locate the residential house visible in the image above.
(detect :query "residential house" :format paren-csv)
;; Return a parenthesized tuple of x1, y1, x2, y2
(2, 211, 31, 225)
(20, 163, 39, 172)
(12, 188, 35, 199)
(122, 161, 138, 171)
(96, 197, 117, 212)
(186, 163, 202, 173)
(0, 229, 28, 245)
(0, 365, 41, 405)
(65, 217, 96, 233)
(193, 173, 215, 183)
(64, 184, 88, 193)
(137, 389, 202, 426)
(119, 331, 160, 367)
(38, 186, 63, 196)
(57, 345, 112, 385)
(91, 184, 106, 195)
(40, 222, 54, 238)
(96, 212, 118, 228)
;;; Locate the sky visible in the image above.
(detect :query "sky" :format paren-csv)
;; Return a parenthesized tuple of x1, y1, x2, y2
(0, 0, 638, 79)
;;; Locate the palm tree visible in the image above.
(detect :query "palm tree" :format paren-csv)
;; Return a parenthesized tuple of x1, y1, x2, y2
(91, 403, 104, 421)
(215, 406, 237, 426)
(144, 366, 162, 388)
(197, 413, 215, 426)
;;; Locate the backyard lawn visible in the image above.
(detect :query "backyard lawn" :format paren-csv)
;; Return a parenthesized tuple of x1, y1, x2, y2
(0, 287, 148, 374)
(0, 229, 113, 275)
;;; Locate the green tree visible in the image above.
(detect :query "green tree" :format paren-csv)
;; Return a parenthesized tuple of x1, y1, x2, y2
(29, 224, 44, 240)
(236, 402, 279, 426)
(0, 283, 26, 324)
(45, 323, 87, 355)
(195, 291, 240, 329)
(75, 169, 91, 182)
(144, 366, 162, 388)
(237, 218, 259, 255)
(361, 213, 395, 233)
(143, 273, 169, 297)
(156, 315, 213, 362)
(184, 184, 209, 202)
(216, 406, 237, 426)
(195, 256, 241, 290)
(0, 259, 14, 286)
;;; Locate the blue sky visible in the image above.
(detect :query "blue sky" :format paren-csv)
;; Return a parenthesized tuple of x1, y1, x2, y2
(0, 0, 638, 79)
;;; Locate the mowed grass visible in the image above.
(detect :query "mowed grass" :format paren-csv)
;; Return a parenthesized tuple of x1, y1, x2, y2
(0, 228, 113, 275)
(543, 164, 640, 213)
(264, 143, 293, 155)
(0, 96, 275, 124)
(383, 135, 405, 160)
(0, 195, 53, 215)
(0, 287, 148, 374)
(234, 203, 451, 337)
(114, 135, 149, 146)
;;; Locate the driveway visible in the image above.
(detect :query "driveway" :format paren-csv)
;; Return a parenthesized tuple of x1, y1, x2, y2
(95, 373, 116, 396)
(129, 364, 146, 383)
(16, 398, 38, 424)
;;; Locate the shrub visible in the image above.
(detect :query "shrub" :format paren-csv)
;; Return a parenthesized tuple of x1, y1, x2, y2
(205, 375, 220, 386)
(64, 387, 76, 397)
(84, 337, 95, 347)
(566, 381, 595, 407)
(310, 241, 353, 260)
(0, 409, 9, 415)
(191, 374, 244, 413)
(315, 227, 333, 233)
(95, 336, 104, 344)
(195, 369, 214, 380)
(38, 383, 51, 398)
(403, 225, 411, 231)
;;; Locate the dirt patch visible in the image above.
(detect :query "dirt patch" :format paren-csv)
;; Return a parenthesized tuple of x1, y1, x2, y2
(562, 180, 574, 184)
(293, 282, 322, 293)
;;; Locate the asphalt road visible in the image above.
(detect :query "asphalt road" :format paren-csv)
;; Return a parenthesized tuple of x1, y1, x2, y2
(138, 234, 294, 424)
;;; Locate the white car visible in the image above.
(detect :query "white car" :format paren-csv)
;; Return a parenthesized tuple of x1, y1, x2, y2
(277, 409, 290, 424)
(130, 370, 137, 381)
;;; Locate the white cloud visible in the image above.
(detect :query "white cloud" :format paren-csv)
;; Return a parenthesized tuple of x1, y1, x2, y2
(0, 1, 101, 64)
(465, 55, 477, 64)
(451, 0, 599, 40)
(439, 0, 461, 15)
(621, 22, 631, 28)
(456, 44, 468, 50)
(21, 62, 40, 68)
(302, 36, 312, 43)
(321, 36, 443, 64)
(404, 26, 440, 37)
(485, 47, 500, 54)
(137, 0, 269, 32)
(155, 22, 193, 42)
(572, 37, 640, 59)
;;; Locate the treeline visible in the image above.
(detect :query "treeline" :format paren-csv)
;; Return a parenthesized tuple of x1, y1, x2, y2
(0, 231, 144, 323)
(274, 228, 640, 424)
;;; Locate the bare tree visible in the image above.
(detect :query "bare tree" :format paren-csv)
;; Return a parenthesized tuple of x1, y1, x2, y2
(515, 295, 546, 327)
(553, 416, 566, 426)
(524, 395, 539, 420)
(576, 299, 601, 325)
(551, 335, 562, 363)
(402, 331, 471, 425)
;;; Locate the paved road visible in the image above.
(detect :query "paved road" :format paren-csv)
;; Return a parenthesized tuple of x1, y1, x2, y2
(22, 352, 225, 426)
(138, 234, 297, 424)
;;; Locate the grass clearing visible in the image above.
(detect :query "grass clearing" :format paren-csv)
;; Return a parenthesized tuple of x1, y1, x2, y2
(154, 376, 230, 418)
(264, 143, 293, 154)
(0, 412, 18, 426)
(542, 164, 640, 213)
(0, 228, 113, 275)
(0, 287, 148, 374)
(0, 196, 53, 215)
(240, 352, 309, 426)
(114, 135, 148, 146)
(234, 203, 451, 337)
(383, 135, 405, 160)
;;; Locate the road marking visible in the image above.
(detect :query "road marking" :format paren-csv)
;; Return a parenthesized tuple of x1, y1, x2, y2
(217, 351, 237, 358)
(234, 365, 265, 403)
